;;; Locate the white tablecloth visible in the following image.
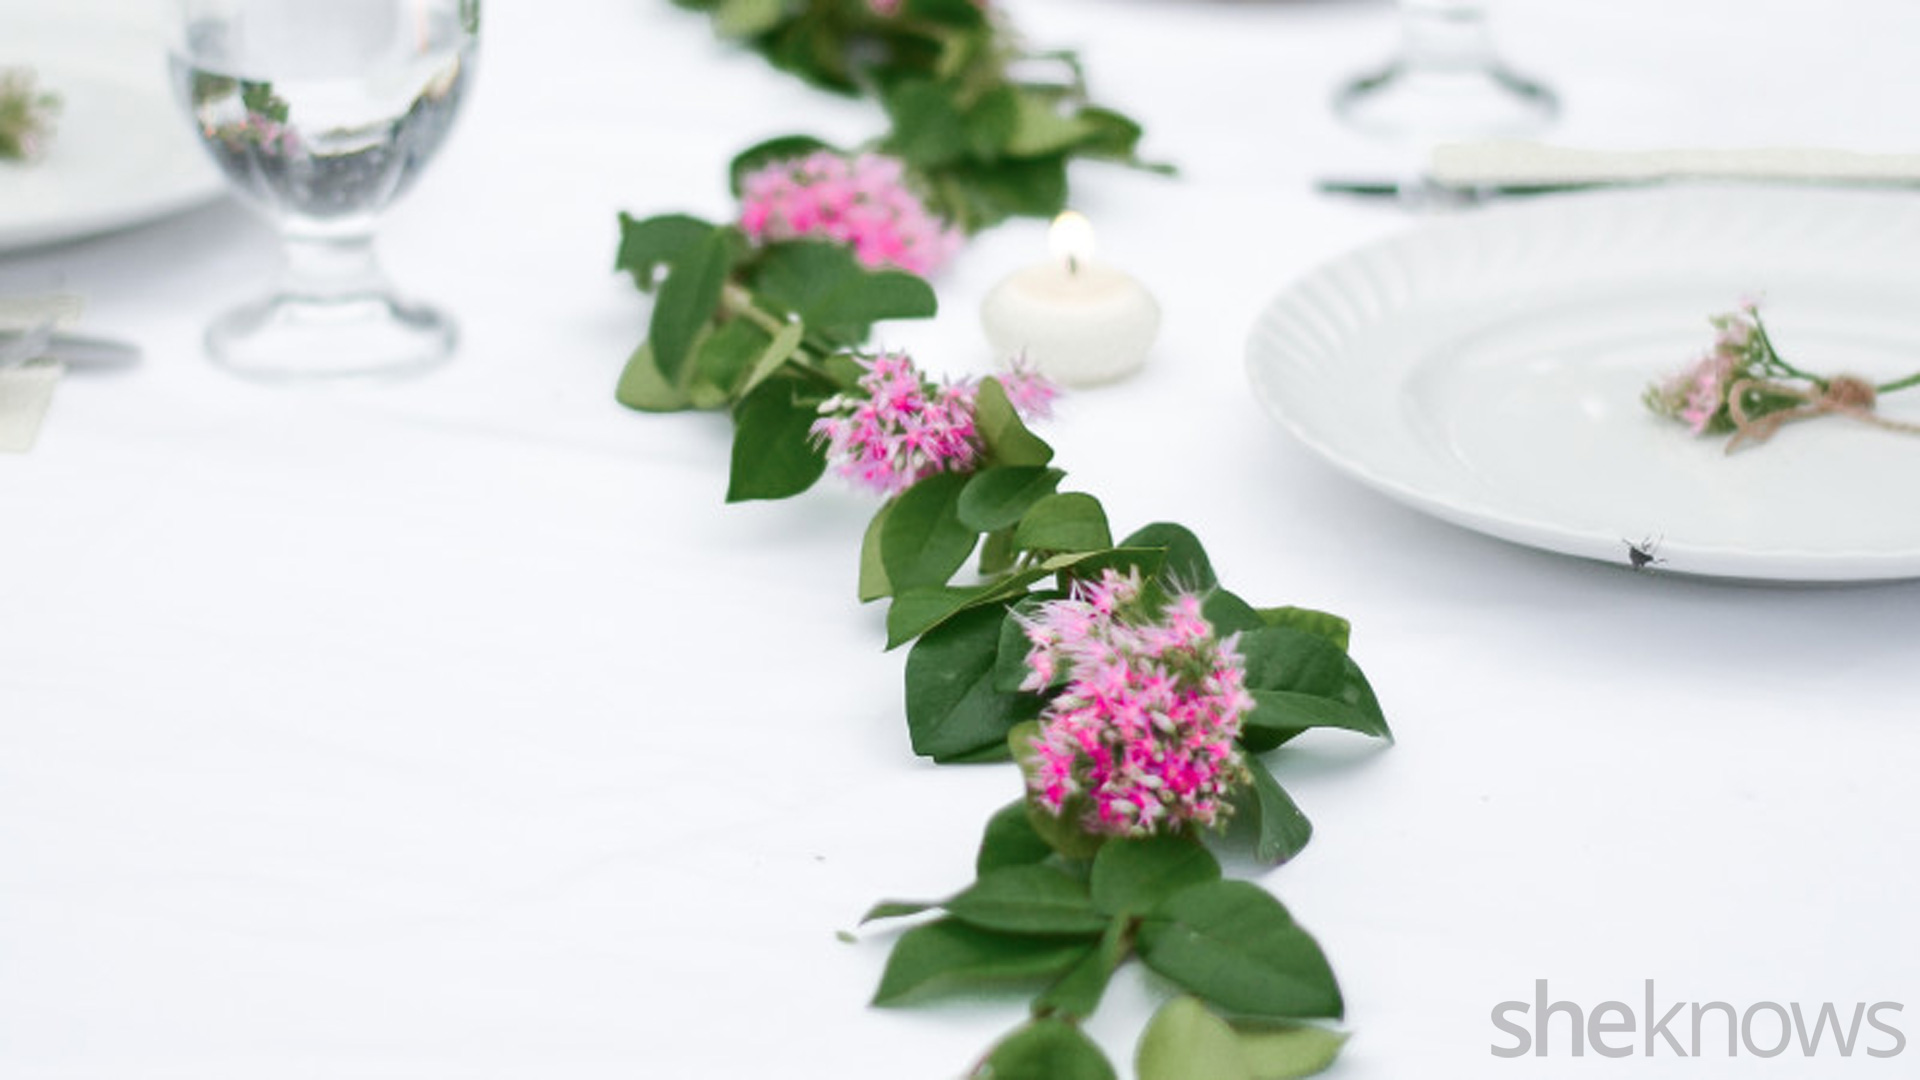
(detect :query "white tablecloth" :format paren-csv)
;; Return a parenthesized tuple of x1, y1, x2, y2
(6, 1, 1920, 1077)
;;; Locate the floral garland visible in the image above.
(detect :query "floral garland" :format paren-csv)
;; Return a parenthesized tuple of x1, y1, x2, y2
(0, 67, 61, 162)
(615, 3, 1391, 1077)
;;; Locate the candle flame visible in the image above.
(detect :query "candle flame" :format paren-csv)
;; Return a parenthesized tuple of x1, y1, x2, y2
(1048, 211, 1097, 272)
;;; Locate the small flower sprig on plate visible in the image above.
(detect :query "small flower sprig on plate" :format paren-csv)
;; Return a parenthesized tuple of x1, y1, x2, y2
(1645, 301, 1920, 452)
(0, 67, 61, 163)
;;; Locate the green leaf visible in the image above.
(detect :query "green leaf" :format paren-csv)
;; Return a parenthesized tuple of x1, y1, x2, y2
(614, 212, 715, 292)
(1015, 493, 1111, 554)
(1121, 522, 1217, 591)
(977, 799, 1054, 875)
(1136, 882, 1344, 1021)
(1089, 835, 1222, 918)
(1201, 590, 1265, 636)
(1009, 720, 1104, 860)
(859, 501, 894, 603)
(1240, 755, 1312, 866)
(905, 603, 1043, 762)
(1256, 607, 1351, 653)
(959, 466, 1067, 533)
(728, 134, 837, 195)
(713, 0, 784, 39)
(725, 377, 827, 502)
(968, 1019, 1117, 1080)
(974, 378, 1055, 467)
(993, 592, 1060, 692)
(1235, 1023, 1350, 1079)
(944, 156, 1070, 228)
(944, 865, 1109, 936)
(872, 919, 1092, 1006)
(886, 569, 1050, 649)
(1035, 917, 1130, 1020)
(689, 318, 769, 406)
(736, 318, 808, 399)
(880, 80, 969, 169)
(1074, 106, 1150, 164)
(614, 343, 693, 413)
(1237, 627, 1390, 750)
(862, 899, 936, 923)
(978, 527, 1018, 576)
(1137, 997, 1254, 1080)
(651, 227, 744, 381)
(964, 86, 1020, 159)
(749, 240, 937, 346)
(1006, 92, 1100, 159)
(881, 471, 978, 593)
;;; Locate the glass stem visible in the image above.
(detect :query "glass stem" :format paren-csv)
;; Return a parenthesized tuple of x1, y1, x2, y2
(281, 234, 386, 302)
(1397, 1, 1500, 72)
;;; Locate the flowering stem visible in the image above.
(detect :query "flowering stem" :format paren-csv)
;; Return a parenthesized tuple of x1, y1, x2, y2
(1877, 370, 1920, 395)
(1748, 315, 1823, 386)
(721, 282, 787, 337)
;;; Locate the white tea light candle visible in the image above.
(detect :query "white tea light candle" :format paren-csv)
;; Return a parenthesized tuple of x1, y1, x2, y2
(980, 211, 1160, 387)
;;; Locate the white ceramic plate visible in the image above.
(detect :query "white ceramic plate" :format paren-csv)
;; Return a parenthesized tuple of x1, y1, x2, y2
(1247, 185, 1920, 582)
(0, 9, 223, 251)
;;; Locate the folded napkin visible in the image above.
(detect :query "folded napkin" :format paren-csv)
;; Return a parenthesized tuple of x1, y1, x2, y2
(1430, 141, 1920, 187)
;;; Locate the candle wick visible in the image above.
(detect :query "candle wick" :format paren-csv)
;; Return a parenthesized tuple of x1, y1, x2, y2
(1068, 255, 1079, 275)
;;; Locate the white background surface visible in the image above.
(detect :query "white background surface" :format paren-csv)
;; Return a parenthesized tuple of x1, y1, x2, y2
(4, 1, 1920, 1077)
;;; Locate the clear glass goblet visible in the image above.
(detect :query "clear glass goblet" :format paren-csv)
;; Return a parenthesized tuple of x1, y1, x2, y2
(1334, 0, 1555, 140)
(170, 0, 478, 380)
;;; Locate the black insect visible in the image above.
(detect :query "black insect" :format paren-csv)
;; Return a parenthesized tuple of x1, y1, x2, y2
(1624, 535, 1665, 571)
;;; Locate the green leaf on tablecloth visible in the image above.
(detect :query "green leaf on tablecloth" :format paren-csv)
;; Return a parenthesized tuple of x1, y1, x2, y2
(1034, 916, 1131, 1020)
(905, 603, 1042, 762)
(978, 526, 1018, 577)
(614, 343, 692, 413)
(939, 156, 1071, 231)
(969, 1019, 1117, 1080)
(872, 919, 1093, 1006)
(713, 0, 784, 38)
(1006, 91, 1101, 159)
(1089, 834, 1222, 918)
(862, 899, 937, 923)
(963, 85, 1020, 160)
(1136, 881, 1343, 1021)
(882, 470, 978, 593)
(958, 466, 1066, 534)
(1236, 627, 1390, 751)
(1014, 493, 1111, 554)
(614, 212, 715, 293)
(689, 318, 768, 407)
(748, 240, 937, 346)
(736, 319, 808, 400)
(1200, 589, 1265, 636)
(880, 80, 969, 169)
(974, 377, 1055, 467)
(1137, 996, 1254, 1080)
(651, 226, 745, 382)
(1255, 606, 1352, 653)
(1009, 720, 1104, 860)
(993, 592, 1061, 693)
(728, 133, 837, 196)
(1121, 522, 1217, 591)
(726, 376, 827, 502)
(859, 500, 894, 603)
(944, 865, 1109, 936)
(886, 569, 1050, 649)
(1234, 1021, 1349, 1079)
(977, 799, 1055, 875)
(1236, 755, 1313, 866)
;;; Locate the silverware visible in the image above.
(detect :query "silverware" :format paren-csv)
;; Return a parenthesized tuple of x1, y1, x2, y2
(1317, 175, 1920, 206)
(0, 321, 55, 370)
(0, 329, 140, 369)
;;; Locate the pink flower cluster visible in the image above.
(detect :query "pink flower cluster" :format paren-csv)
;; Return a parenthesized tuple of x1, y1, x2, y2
(867, 0, 988, 16)
(738, 151, 963, 276)
(206, 112, 301, 157)
(812, 353, 1056, 497)
(1644, 302, 1760, 434)
(1021, 569, 1253, 838)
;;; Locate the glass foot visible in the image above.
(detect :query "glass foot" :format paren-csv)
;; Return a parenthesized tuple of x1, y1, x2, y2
(1334, 61, 1558, 140)
(206, 291, 456, 382)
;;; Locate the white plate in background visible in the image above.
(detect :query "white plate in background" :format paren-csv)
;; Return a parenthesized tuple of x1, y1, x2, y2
(1247, 185, 1920, 581)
